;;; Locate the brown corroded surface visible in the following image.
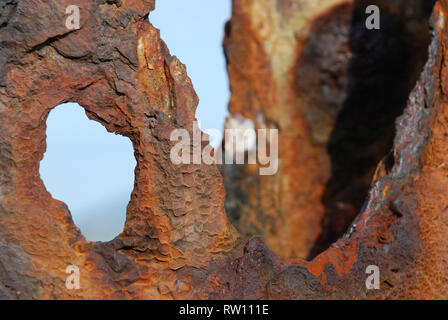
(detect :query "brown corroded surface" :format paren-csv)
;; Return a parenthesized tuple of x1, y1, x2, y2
(0, 0, 448, 300)
(223, 0, 435, 259)
(0, 0, 237, 299)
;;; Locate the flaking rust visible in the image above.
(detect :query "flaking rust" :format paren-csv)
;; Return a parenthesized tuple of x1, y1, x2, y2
(222, 0, 435, 260)
(0, 0, 447, 299)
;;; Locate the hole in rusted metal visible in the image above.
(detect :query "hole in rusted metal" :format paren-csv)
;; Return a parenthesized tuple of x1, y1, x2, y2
(40, 102, 136, 242)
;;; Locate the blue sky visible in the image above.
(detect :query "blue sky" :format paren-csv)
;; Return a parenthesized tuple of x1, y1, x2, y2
(39, 1, 231, 241)
(150, 0, 231, 135)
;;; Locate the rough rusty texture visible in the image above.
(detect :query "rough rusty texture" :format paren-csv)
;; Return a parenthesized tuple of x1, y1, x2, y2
(1, 0, 448, 300)
(0, 0, 237, 299)
(222, 0, 436, 259)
